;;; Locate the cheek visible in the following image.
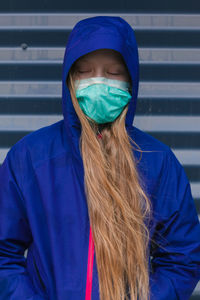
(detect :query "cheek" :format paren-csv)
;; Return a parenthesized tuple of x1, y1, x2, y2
(115, 74, 131, 83)
(73, 72, 91, 81)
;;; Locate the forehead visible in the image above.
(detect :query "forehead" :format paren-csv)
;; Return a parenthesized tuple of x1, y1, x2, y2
(75, 48, 124, 64)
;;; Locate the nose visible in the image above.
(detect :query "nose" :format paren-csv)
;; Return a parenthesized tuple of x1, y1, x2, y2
(92, 67, 105, 78)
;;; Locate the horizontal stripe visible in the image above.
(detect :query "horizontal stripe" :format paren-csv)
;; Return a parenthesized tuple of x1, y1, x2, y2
(0, 47, 62, 63)
(0, 29, 70, 47)
(140, 65, 200, 82)
(191, 183, 200, 198)
(0, 115, 62, 131)
(171, 150, 200, 165)
(1, 64, 200, 82)
(0, 131, 199, 150)
(191, 296, 200, 299)
(0, 148, 8, 162)
(0, 81, 61, 97)
(0, 131, 200, 150)
(1, 98, 200, 117)
(134, 116, 200, 132)
(1, 81, 200, 98)
(139, 82, 200, 98)
(0, 98, 61, 114)
(194, 199, 200, 212)
(137, 99, 200, 115)
(140, 48, 200, 65)
(1, 98, 200, 114)
(0, 115, 200, 132)
(0, 131, 32, 148)
(0, 13, 199, 30)
(146, 132, 200, 149)
(1, 47, 200, 65)
(183, 166, 200, 182)
(193, 280, 200, 295)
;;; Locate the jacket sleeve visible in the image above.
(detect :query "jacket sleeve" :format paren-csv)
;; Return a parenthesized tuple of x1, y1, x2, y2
(149, 147, 200, 300)
(0, 145, 45, 299)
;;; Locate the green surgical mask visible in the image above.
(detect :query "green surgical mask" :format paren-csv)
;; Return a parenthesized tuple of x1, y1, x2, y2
(74, 77, 132, 124)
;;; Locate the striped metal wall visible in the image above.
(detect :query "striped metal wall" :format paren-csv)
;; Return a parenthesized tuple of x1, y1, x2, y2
(0, 12, 199, 299)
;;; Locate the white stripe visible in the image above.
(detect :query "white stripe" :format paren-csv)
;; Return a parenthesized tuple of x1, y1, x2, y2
(139, 48, 200, 65)
(0, 81, 61, 97)
(1, 81, 200, 98)
(134, 116, 200, 132)
(191, 183, 200, 198)
(138, 82, 200, 98)
(0, 115, 62, 131)
(0, 47, 64, 63)
(171, 150, 200, 166)
(0, 13, 199, 30)
(0, 115, 199, 132)
(193, 281, 200, 295)
(1, 47, 200, 65)
(0, 148, 9, 162)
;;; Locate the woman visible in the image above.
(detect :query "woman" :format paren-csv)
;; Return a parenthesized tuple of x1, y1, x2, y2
(0, 15, 200, 300)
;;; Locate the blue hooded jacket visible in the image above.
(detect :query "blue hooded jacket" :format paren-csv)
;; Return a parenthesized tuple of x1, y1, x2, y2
(0, 16, 200, 300)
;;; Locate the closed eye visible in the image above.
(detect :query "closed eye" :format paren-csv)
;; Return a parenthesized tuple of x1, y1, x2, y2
(108, 72, 121, 75)
(77, 70, 90, 73)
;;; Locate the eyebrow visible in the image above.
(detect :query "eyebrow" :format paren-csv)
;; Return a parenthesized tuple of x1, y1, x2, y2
(76, 60, 124, 67)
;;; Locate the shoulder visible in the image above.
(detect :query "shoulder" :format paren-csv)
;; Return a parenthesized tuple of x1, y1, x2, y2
(129, 125, 170, 153)
(130, 125, 184, 172)
(128, 125, 172, 178)
(129, 126, 189, 211)
(6, 119, 68, 169)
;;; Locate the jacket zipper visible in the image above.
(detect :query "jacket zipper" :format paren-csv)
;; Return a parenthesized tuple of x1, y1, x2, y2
(85, 130, 100, 300)
(85, 226, 94, 300)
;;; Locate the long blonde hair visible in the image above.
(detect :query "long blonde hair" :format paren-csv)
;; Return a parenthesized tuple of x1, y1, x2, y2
(66, 70, 152, 300)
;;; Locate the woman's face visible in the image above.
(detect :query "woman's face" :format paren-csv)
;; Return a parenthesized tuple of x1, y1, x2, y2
(72, 48, 132, 84)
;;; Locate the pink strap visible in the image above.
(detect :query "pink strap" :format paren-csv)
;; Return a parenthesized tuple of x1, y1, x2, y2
(85, 226, 94, 300)
(86, 133, 101, 299)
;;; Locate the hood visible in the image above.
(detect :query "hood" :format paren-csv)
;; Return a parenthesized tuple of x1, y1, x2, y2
(62, 15, 139, 148)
